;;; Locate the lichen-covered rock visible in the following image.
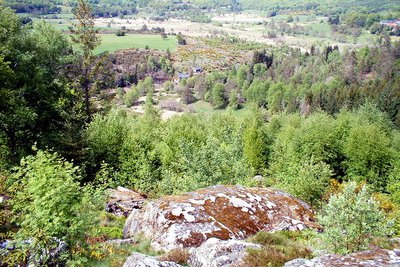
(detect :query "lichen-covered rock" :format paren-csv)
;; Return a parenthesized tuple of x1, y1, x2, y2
(124, 185, 319, 251)
(188, 237, 261, 267)
(252, 175, 264, 184)
(284, 248, 400, 267)
(106, 186, 146, 217)
(123, 252, 183, 267)
(1, 238, 67, 266)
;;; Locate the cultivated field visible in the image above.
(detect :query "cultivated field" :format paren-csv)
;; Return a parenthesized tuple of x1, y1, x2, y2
(94, 34, 177, 54)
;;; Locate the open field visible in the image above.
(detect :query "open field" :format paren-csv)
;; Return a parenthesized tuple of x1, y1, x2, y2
(94, 34, 177, 54)
(28, 11, 397, 53)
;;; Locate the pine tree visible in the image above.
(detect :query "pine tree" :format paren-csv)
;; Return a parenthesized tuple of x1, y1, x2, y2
(317, 182, 392, 254)
(69, 0, 101, 122)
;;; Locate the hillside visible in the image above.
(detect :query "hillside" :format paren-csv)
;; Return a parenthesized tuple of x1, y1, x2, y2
(1, 0, 400, 266)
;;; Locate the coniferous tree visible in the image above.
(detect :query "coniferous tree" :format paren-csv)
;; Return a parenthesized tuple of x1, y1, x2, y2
(69, 0, 101, 122)
(317, 182, 391, 254)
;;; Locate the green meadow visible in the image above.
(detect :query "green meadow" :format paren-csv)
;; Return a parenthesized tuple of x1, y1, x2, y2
(94, 34, 177, 54)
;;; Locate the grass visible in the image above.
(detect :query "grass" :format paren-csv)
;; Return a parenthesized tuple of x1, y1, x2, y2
(190, 100, 251, 118)
(357, 31, 378, 45)
(243, 231, 312, 267)
(308, 22, 332, 36)
(94, 34, 177, 54)
(88, 237, 162, 267)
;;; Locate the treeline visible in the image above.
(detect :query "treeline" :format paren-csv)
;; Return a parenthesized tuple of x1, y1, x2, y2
(6, 0, 61, 14)
(7, 0, 400, 20)
(238, 0, 399, 16)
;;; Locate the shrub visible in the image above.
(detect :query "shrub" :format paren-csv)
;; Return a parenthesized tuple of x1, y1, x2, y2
(124, 85, 140, 107)
(163, 81, 174, 92)
(160, 248, 190, 265)
(86, 108, 136, 169)
(243, 231, 312, 267)
(182, 87, 195, 104)
(286, 15, 294, 23)
(8, 150, 105, 264)
(0, 174, 12, 240)
(316, 182, 392, 254)
(115, 29, 126, 36)
(176, 34, 186, 45)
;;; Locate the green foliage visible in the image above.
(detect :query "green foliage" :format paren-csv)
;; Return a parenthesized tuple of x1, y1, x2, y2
(137, 77, 154, 96)
(163, 80, 174, 92)
(243, 108, 270, 173)
(176, 34, 187, 45)
(92, 212, 125, 240)
(156, 113, 251, 195)
(86, 108, 136, 170)
(0, 174, 12, 241)
(286, 15, 294, 23)
(70, 0, 100, 61)
(0, 6, 76, 165)
(269, 113, 335, 205)
(228, 89, 240, 110)
(10, 150, 104, 246)
(69, 0, 102, 121)
(211, 83, 225, 109)
(5, 150, 105, 265)
(343, 124, 392, 191)
(115, 29, 126, 37)
(253, 63, 268, 78)
(124, 85, 140, 107)
(245, 79, 270, 107)
(274, 158, 332, 206)
(317, 182, 392, 254)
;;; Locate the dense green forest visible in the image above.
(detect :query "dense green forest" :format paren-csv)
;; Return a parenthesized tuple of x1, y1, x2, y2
(5, 0, 400, 18)
(1, 0, 400, 266)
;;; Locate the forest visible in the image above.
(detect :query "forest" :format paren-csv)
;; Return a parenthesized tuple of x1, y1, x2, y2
(1, 0, 400, 266)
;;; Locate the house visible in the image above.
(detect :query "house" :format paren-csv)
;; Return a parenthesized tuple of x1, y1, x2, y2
(174, 72, 190, 84)
(380, 19, 400, 28)
(193, 66, 203, 73)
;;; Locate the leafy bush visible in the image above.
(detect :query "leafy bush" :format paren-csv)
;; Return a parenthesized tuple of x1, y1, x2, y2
(0, 174, 12, 240)
(115, 29, 126, 36)
(163, 80, 174, 92)
(8, 149, 105, 264)
(86, 108, 137, 169)
(316, 182, 392, 254)
(274, 158, 332, 207)
(124, 85, 140, 107)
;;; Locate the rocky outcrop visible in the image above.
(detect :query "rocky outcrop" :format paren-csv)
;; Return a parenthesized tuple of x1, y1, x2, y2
(106, 238, 137, 246)
(0, 194, 10, 204)
(124, 185, 319, 251)
(106, 186, 146, 217)
(123, 252, 183, 267)
(285, 248, 400, 267)
(188, 238, 261, 267)
(1, 238, 67, 266)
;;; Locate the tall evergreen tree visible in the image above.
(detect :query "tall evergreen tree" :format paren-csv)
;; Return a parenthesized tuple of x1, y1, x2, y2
(69, 0, 101, 122)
